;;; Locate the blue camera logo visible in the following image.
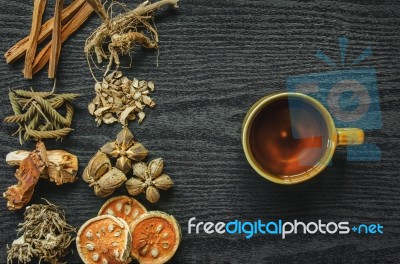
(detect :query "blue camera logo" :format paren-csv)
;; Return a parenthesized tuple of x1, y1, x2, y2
(286, 37, 381, 162)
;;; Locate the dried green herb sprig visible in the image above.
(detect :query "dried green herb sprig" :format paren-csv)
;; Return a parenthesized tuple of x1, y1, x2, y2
(7, 199, 76, 264)
(4, 87, 79, 144)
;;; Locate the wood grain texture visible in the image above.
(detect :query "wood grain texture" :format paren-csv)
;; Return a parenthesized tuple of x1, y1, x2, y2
(1, 0, 400, 263)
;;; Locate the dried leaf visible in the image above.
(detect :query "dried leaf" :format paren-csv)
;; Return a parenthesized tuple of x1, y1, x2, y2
(119, 106, 135, 125)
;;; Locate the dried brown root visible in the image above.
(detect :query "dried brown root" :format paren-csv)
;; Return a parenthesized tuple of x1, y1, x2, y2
(6, 149, 78, 185)
(3, 141, 48, 210)
(85, 0, 179, 78)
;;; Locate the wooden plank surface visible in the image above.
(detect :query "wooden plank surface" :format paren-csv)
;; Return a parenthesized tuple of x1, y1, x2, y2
(0, 0, 400, 263)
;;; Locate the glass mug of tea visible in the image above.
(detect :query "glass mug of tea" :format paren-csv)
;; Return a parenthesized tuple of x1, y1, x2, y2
(242, 92, 364, 184)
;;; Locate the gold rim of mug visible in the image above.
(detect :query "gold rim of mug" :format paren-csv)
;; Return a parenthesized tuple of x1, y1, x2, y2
(241, 92, 337, 184)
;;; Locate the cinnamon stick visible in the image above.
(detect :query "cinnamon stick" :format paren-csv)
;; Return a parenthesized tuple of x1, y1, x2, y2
(32, 3, 94, 75)
(24, 0, 48, 79)
(5, 0, 85, 64)
(48, 0, 64, 78)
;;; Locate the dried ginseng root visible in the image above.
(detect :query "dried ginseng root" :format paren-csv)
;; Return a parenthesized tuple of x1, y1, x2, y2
(7, 200, 75, 264)
(130, 211, 181, 264)
(88, 71, 156, 126)
(98, 196, 147, 228)
(85, 0, 179, 75)
(3, 141, 78, 210)
(126, 158, 174, 203)
(76, 215, 131, 264)
(4, 88, 79, 144)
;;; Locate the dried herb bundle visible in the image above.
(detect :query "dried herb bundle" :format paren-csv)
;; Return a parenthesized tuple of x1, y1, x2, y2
(85, 0, 179, 75)
(7, 200, 75, 264)
(88, 71, 156, 126)
(4, 88, 79, 144)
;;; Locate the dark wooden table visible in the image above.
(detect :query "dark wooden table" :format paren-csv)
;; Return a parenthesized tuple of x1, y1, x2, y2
(1, 0, 399, 263)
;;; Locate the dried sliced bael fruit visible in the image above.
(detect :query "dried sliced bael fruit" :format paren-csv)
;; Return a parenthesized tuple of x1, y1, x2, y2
(98, 196, 147, 227)
(130, 211, 181, 264)
(77, 215, 131, 264)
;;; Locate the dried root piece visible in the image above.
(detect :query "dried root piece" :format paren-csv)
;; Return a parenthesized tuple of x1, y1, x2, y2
(98, 195, 147, 228)
(85, 0, 179, 75)
(88, 71, 156, 126)
(3, 141, 48, 210)
(126, 158, 173, 203)
(6, 149, 79, 185)
(76, 215, 131, 264)
(3, 142, 79, 210)
(130, 211, 181, 264)
(4, 88, 79, 143)
(7, 200, 75, 264)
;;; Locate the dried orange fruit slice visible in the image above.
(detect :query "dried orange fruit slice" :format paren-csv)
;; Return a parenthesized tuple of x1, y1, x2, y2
(98, 196, 147, 227)
(77, 215, 131, 264)
(130, 211, 181, 264)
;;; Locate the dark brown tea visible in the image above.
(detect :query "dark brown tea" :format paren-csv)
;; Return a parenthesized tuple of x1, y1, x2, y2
(249, 97, 329, 178)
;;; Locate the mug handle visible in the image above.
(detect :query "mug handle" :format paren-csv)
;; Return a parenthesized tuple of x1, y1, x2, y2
(336, 128, 364, 146)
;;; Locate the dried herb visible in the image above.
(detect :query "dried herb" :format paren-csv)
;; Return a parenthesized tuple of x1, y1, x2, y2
(3, 141, 78, 210)
(130, 211, 181, 264)
(4, 0, 85, 64)
(48, 0, 64, 79)
(85, 0, 179, 75)
(76, 215, 131, 264)
(88, 71, 156, 126)
(4, 87, 79, 144)
(24, 0, 48, 79)
(7, 200, 75, 264)
(126, 158, 174, 203)
(100, 127, 149, 173)
(83, 152, 127, 197)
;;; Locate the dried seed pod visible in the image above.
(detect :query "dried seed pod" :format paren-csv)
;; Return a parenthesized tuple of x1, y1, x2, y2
(126, 142, 149, 161)
(146, 185, 160, 203)
(132, 162, 147, 180)
(116, 155, 132, 174)
(98, 196, 147, 228)
(77, 215, 131, 264)
(126, 177, 146, 196)
(96, 167, 127, 191)
(130, 211, 181, 264)
(148, 158, 164, 179)
(100, 142, 119, 158)
(153, 174, 174, 190)
(83, 151, 111, 183)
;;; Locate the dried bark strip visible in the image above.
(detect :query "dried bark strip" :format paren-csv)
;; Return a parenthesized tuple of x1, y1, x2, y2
(4, 0, 85, 64)
(23, 0, 48, 79)
(32, 2, 94, 75)
(48, 0, 64, 78)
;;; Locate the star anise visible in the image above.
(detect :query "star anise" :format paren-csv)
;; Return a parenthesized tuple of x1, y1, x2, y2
(100, 127, 149, 173)
(126, 158, 174, 203)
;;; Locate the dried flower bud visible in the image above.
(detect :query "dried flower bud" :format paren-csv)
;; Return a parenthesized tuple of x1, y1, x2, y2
(126, 143, 148, 161)
(148, 158, 164, 179)
(126, 178, 145, 196)
(146, 186, 160, 203)
(116, 156, 132, 174)
(153, 174, 174, 190)
(132, 162, 147, 180)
